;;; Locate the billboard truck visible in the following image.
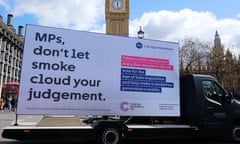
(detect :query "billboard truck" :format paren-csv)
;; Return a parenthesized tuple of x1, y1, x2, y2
(2, 25, 240, 144)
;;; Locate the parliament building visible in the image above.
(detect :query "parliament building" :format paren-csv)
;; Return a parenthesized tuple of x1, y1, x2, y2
(0, 14, 24, 96)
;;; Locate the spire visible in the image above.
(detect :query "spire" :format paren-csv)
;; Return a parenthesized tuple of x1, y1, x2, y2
(214, 30, 221, 48)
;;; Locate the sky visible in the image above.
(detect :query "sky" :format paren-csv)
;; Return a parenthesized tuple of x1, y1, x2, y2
(1, 0, 240, 54)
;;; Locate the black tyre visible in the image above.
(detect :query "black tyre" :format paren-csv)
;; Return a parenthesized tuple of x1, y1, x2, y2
(97, 126, 122, 144)
(231, 125, 240, 142)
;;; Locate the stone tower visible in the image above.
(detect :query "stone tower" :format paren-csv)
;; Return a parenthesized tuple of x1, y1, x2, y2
(214, 31, 221, 49)
(105, 0, 129, 36)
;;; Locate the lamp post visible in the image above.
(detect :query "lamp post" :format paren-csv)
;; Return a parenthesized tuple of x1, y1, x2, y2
(137, 26, 144, 39)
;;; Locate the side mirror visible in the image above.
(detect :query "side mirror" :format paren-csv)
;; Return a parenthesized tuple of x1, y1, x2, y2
(225, 92, 233, 104)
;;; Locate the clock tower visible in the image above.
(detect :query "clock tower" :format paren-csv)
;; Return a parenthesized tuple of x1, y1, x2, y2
(105, 0, 129, 36)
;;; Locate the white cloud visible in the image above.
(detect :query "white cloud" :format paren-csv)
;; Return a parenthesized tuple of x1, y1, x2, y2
(0, 0, 12, 11)
(131, 9, 215, 41)
(10, 0, 105, 30)
(130, 9, 240, 52)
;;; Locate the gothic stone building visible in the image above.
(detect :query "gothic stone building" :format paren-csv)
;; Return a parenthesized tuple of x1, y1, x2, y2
(0, 14, 24, 97)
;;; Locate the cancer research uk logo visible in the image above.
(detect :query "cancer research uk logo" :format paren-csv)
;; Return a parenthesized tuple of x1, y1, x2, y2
(121, 101, 129, 111)
(136, 42, 143, 49)
(120, 101, 144, 111)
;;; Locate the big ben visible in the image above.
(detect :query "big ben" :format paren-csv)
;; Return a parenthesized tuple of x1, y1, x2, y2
(105, 0, 129, 36)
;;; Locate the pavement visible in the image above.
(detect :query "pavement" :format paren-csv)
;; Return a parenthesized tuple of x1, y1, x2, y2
(0, 111, 43, 142)
(0, 111, 16, 142)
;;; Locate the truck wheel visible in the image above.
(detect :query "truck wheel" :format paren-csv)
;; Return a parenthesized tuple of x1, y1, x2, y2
(97, 126, 122, 144)
(232, 125, 240, 142)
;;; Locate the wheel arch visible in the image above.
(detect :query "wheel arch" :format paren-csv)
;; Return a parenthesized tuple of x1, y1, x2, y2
(229, 119, 240, 142)
(93, 120, 127, 144)
(93, 120, 127, 137)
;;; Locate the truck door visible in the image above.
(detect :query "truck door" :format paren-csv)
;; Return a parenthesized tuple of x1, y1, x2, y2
(201, 80, 228, 135)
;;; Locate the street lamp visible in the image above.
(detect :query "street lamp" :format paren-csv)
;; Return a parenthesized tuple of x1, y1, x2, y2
(137, 26, 144, 39)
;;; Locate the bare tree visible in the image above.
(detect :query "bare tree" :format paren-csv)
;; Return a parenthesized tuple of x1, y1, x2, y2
(180, 37, 210, 75)
(179, 36, 240, 93)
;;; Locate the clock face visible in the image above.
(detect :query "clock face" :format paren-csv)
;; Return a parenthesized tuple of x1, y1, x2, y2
(111, 0, 124, 10)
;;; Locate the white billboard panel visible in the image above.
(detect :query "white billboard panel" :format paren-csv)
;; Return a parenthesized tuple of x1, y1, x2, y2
(17, 25, 180, 116)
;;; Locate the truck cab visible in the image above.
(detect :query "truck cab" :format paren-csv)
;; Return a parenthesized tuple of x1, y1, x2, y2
(181, 74, 240, 140)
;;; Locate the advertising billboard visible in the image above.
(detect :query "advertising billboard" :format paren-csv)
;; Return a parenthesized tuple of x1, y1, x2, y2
(17, 25, 180, 116)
